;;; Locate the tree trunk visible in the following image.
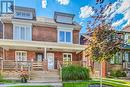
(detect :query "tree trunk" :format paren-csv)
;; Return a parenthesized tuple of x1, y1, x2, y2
(100, 62, 102, 87)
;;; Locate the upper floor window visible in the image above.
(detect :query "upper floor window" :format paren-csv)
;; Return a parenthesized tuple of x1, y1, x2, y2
(13, 24, 32, 41)
(56, 16, 73, 24)
(58, 30, 72, 43)
(54, 12, 74, 24)
(14, 11, 33, 19)
(125, 33, 130, 44)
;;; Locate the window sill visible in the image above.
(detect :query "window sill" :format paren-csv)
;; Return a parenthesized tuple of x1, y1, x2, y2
(58, 42, 73, 44)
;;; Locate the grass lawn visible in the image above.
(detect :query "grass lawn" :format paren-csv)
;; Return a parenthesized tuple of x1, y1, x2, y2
(0, 79, 18, 84)
(63, 79, 130, 87)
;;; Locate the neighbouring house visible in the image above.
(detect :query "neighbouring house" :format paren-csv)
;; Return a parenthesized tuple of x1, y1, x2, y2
(0, 6, 86, 75)
(80, 25, 130, 78)
(106, 25, 130, 78)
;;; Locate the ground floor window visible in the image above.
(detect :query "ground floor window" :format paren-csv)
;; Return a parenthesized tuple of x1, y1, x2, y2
(63, 53, 72, 65)
(124, 51, 130, 62)
(63, 53, 72, 61)
(15, 51, 27, 61)
(110, 52, 122, 64)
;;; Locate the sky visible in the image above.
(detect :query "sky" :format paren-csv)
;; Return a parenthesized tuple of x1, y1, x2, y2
(14, 0, 130, 33)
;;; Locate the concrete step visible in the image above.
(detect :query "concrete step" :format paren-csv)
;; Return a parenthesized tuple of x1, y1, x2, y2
(28, 79, 62, 83)
(29, 70, 61, 83)
(26, 82, 63, 87)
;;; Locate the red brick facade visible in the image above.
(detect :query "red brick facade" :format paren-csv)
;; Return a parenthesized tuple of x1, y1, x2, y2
(3, 23, 80, 44)
(32, 26, 57, 42)
(4, 23, 13, 39)
(3, 50, 80, 62)
(0, 18, 82, 70)
(73, 30, 80, 44)
(5, 50, 15, 60)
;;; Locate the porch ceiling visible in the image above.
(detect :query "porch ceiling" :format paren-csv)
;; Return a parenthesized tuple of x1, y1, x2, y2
(0, 39, 86, 51)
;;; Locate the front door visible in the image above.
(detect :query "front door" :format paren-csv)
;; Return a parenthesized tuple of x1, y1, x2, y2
(36, 53, 43, 62)
(47, 53, 54, 70)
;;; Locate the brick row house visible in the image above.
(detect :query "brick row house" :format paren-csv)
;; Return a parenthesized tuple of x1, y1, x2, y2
(0, 6, 86, 72)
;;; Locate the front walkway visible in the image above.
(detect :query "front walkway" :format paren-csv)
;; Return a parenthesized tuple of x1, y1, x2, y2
(93, 78, 130, 86)
(0, 82, 63, 87)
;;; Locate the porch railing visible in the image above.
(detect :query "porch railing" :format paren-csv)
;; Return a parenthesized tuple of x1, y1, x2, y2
(0, 60, 48, 80)
(126, 62, 130, 69)
(58, 61, 87, 67)
(1, 60, 32, 71)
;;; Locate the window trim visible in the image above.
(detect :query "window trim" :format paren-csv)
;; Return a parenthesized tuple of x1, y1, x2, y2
(63, 53, 72, 61)
(15, 51, 27, 61)
(57, 28, 73, 44)
(13, 23, 32, 41)
(125, 33, 130, 45)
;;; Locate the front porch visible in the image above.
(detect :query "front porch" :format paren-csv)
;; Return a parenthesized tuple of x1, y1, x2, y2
(0, 39, 87, 82)
(0, 39, 86, 70)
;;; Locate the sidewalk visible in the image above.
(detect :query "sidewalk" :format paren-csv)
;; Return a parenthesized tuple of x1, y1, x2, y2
(0, 82, 63, 87)
(93, 78, 130, 87)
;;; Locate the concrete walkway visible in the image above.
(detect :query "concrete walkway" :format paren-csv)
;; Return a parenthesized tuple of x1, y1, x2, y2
(93, 79, 130, 87)
(0, 82, 63, 87)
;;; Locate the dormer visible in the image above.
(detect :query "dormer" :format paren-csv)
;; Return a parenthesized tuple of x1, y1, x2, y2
(14, 6, 36, 20)
(54, 12, 75, 25)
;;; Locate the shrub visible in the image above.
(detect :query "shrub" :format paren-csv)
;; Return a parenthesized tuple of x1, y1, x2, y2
(116, 70, 122, 77)
(122, 71, 127, 77)
(62, 65, 90, 81)
(110, 70, 126, 78)
(110, 70, 116, 77)
(0, 74, 3, 82)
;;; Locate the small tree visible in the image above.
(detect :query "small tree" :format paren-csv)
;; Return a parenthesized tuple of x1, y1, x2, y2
(85, 1, 122, 87)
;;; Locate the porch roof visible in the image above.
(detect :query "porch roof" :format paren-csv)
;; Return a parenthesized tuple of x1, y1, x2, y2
(0, 39, 86, 51)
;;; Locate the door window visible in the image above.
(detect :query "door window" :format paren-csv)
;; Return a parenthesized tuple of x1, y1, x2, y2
(36, 54, 43, 62)
(47, 53, 54, 70)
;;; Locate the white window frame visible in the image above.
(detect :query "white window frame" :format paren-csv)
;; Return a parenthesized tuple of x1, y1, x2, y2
(63, 53, 72, 61)
(125, 33, 130, 45)
(13, 23, 32, 41)
(57, 27, 73, 44)
(15, 51, 27, 61)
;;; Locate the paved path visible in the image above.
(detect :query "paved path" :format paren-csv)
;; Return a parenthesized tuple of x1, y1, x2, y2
(0, 82, 63, 87)
(93, 79, 130, 87)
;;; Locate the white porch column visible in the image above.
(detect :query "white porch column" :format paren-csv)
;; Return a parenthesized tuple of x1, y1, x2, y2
(3, 48, 5, 60)
(44, 47, 47, 60)
(1, 48, 5, 73)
